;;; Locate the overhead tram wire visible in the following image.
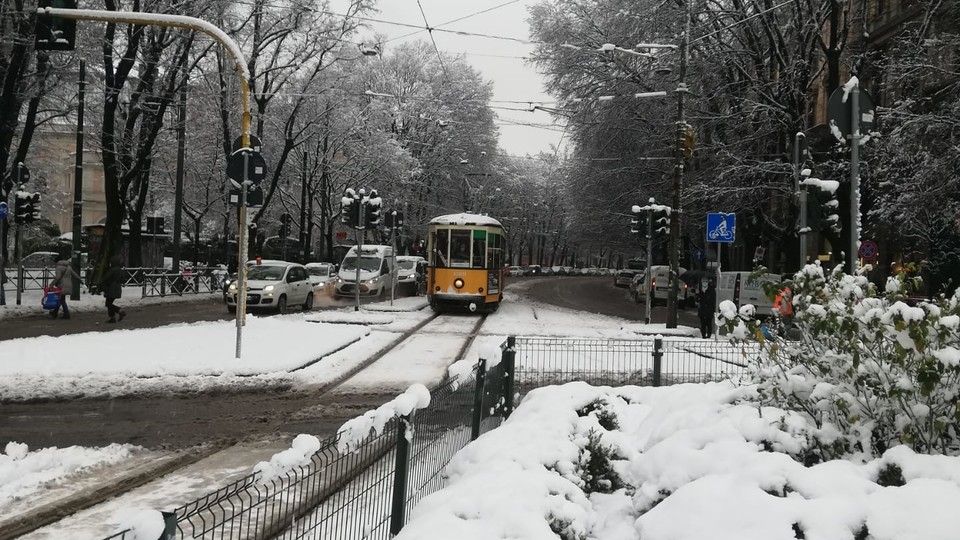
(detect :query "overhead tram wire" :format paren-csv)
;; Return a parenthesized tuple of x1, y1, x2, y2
(384, 0, 523, 45)
(415, 0, 449, 78)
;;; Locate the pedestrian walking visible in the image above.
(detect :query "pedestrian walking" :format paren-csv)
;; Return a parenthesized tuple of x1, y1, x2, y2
(49, 248, 80, 319)
(102, 255, 126, 323)
(697, 279, 717, 338)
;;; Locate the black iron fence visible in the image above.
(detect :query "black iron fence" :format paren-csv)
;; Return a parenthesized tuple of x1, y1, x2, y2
(140, 269, 225, 298)
(100, 335, 755, 540)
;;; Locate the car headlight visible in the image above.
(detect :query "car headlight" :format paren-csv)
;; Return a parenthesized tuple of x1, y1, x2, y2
(454, 278, 464, 289)
(228, 283, 237, 291)
(264, 285, 275, 292)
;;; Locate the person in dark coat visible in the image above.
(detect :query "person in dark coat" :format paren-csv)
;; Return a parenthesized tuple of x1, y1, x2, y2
(50, 248, 80, 319)
(102, 255, 126, 323)
(697, 280, 717, 338)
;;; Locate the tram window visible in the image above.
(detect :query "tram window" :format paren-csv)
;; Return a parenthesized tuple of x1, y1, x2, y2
(487, 233, 500, 268)
(450, 230, 471, 267)
(434, 230, 449, 268)
(472, 230, 487, 268)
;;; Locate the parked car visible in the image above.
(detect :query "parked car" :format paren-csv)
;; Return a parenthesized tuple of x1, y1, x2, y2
(19, 251, 58, 268)
(542, 266, 554, 276)
(225, 261, 314, 313)
(335, 245, 395, 298)
(396, 255, 426, 292)
(615, 268, 640, 288)
(630, 265, 695, 307)
(523, 265, 542, 276)
(551, 266, 565, 276)
(508, 266, 523, 277)
(716, 271, 780, 316)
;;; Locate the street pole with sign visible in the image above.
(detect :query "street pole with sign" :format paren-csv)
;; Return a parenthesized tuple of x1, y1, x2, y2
(706, 212, 736, 334)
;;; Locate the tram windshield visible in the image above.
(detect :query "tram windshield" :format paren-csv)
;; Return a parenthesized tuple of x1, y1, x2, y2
(431, 227, 503, 269)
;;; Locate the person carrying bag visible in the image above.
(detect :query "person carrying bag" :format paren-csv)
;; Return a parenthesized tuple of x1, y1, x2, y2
(48, 249, 79, 319)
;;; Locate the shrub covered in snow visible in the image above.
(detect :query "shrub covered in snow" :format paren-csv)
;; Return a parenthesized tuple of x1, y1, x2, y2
(395, 382, 960, 540)
(718, 262, 960, 458)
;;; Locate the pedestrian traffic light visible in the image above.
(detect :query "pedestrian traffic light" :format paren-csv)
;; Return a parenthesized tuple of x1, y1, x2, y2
(807, 188, 841, 234)
(14, 192, 40, 224)
(36, 0, 77, 51)
(365, 189, 382, 227)
(341, 189, 360, 228)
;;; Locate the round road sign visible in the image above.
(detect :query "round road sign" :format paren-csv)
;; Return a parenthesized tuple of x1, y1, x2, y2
(858, 240, 879, 260)
(227, 148, 267, 184)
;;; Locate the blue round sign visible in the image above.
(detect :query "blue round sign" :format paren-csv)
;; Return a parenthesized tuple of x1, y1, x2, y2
(0, 202, 8, 220)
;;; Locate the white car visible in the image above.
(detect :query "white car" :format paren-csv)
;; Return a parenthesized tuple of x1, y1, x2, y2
(335, 245, 395, 297)
(226, 261, 314, 313)
(396, 256, 425, 291)
(305, 262, 336, 290)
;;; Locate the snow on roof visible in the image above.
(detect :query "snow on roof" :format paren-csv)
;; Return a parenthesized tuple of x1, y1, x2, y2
(346, 244, 393, 256)
(429, 213, 503, 227)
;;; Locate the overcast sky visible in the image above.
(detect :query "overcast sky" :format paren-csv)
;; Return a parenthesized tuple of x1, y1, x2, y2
(331, 0, 565, 156)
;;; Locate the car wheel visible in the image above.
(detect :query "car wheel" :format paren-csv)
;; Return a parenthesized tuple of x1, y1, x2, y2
(302, 291, 314, 311)
(277, 295, 287, 314)
(227, 305, 236, 314)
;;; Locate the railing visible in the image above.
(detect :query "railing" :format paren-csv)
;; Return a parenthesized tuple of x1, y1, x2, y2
(103, 355, 511, 540)
(3, 266, 55, 292)
(101, 335, 755, 540)
(141, 269, 225, 298)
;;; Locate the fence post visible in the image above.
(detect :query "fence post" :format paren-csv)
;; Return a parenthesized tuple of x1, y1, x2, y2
(158, 510, 178, 540)
(652, 337, 663, 387)
(471, 357, 487, 440)
(503, 336, 516, 418)
(389, 414, 412, 535)
(142, 277, 147, 299)
(160, 273, 166, 297)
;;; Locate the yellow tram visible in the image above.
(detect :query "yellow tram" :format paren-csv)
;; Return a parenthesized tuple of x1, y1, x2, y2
(427, 213, 506, 313)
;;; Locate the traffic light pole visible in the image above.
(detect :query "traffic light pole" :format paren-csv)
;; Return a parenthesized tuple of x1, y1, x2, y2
(645, 212, 653, 324)
(354, 201, 365, 312)
(236, 156, 249, 360)
(849, 83, 861, 275)
(171, 78, 187, 273)
(71, 59, 84, 301)
(390, 224, 396, 307)
(794, 131, 808, 269)
(15, 221, 23, 306)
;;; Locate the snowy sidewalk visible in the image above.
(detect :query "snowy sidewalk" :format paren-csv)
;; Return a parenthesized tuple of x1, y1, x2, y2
(0, 286, 218, 320)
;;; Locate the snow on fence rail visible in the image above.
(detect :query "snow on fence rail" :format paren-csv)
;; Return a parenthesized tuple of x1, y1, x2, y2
(101, 335, 754, 540)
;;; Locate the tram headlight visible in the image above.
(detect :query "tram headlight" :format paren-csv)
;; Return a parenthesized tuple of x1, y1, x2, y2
(454, 278, 464, 289)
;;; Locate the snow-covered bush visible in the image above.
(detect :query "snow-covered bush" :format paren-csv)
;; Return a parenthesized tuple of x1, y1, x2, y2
(719, 262, 960, 458)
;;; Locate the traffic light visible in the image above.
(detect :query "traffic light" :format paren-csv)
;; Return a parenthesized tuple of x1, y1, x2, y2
(629, 206, 646, 236)
(807, 187, 841, 234)
(14, 192, 40, 224)
(279, 212, 291, 239)
(384, 210, 404, 230)
(341, 189, 360, 228)
(365, 189, 382, 227)
(36, 0, 77, 51)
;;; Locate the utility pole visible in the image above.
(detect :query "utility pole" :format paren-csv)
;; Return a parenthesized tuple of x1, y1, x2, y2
(355, 196, 365, 312)
(71, 59, 85, 301)
(171, 76, 187, 273)
(794, 131, 808, 268)
(666, 0, 692, 329)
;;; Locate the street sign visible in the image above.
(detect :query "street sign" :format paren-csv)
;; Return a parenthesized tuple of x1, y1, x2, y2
(335, 230, 348, 241)
(0, 202, 7, 220)
(706, 213, 736, 244)
(227, 148, 267, 185)
(231, 134, 263, 153)
(828, 86, 875, 138)
(858, 240, 879, 261)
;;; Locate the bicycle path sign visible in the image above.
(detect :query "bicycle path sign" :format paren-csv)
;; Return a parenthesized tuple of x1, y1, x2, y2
(706, 212, 736, 244)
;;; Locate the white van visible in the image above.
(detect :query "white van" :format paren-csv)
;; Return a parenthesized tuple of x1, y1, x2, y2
(716, 271, 780, 316)
(335, 245, 395, 297)
(629, 265, 694, 307)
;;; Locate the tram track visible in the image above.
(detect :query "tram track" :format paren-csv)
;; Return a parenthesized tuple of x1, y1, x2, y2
(7, 310, 492, 539)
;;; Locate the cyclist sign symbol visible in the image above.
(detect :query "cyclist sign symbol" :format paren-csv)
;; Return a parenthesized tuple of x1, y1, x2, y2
(706, 212, 736, 244)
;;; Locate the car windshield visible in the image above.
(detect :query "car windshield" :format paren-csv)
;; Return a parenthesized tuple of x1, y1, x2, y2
(398, 261, 416, 270)
(341, 256, 381, 272)
(307, 266, 329, 277)
(247, 265, 285, 281)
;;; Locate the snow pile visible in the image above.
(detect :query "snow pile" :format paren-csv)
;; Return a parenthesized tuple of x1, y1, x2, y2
(110, 508, 165, 540)
(252, 434, 323, 481)
(395, 382, 960, 540)
(1, 441, 138, 510)
(307, 311, 395, 325)
(447, 340, 504, 390)
(0, 318, 368, 400)
(337, 384, 431, 452)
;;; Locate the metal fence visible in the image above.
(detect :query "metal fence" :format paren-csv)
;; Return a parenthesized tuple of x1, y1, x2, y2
(141, 269, 225, 298)
(100, 334, 756, 540)
(104, 357, 512, 540)
(513, 335, 756, 393)
(2, 266, 55, 292)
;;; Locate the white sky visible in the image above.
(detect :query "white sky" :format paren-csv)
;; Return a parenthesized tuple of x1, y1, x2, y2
(331, 0, 565, 156)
